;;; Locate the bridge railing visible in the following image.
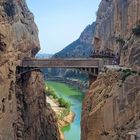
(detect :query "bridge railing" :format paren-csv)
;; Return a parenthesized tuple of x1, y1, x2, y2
(20, 58, 103, 68)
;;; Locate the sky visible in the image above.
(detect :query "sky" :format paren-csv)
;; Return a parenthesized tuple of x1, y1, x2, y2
(26, 0, 101, 54)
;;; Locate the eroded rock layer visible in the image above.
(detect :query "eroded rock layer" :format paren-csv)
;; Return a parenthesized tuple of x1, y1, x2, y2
(16, 71, 60, 140)
(81, 0, 140, 140)
(82, 71, 140, 140)
(93, 0, 140, 70)
(0, 0, 60, 140)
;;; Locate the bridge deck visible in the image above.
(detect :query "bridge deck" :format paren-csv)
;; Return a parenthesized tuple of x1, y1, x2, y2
(20, 58, 107, 68)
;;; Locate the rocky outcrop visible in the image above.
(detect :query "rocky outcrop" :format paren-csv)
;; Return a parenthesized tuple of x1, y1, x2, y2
(54, 22, 96, 58)
(82, 71, 140, 140)
(81, 0, 140, 140)
(0, 0, 60, 140)
(16, 71, 60, 140)
(93, 0, 140, 70)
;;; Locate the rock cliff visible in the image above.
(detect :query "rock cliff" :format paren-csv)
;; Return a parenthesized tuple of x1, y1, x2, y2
(93, 0, 140, 70)
(0, 0, 60, 140)
(82, 70, 140, 140)
(81, 0, 140, 140)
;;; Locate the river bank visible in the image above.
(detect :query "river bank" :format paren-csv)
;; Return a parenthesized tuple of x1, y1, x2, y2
(46, 87, 75, 140)
(46, 81, 84, 140)
(46, 96, 75, 128)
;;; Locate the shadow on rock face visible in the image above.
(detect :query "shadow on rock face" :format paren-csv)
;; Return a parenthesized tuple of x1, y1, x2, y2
(3, 0, 16, 18)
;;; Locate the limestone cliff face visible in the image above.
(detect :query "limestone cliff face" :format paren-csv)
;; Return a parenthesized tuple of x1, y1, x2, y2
(0, 0, 60, 140)
(81, 0, 140, 140)
(16, 71, 60, 140)
(93, 0, 140, 70)
(82, 71, 140, 140)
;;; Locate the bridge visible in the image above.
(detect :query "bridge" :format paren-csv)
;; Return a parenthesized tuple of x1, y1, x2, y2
(17, 57, 114, 76)
(16, 50, 117, 76)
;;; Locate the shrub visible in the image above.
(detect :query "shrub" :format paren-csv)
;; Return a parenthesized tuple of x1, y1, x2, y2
(131, 70, 137, 74)
(58, 98, 70, 108)
(116, 37, 125, 46)
(121, 71, 132, 82)
(118, 68, 122, 72)
(132, 25, 140, 36)
(121, 69, 137, 82)
(46, 86, 58, 99)
(46, 85, 71, 119)
(57, 98, 71, 120)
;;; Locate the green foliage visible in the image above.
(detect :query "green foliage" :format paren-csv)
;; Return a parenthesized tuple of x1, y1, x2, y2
(121, 71, 132, 82)
(118, 69, 139, 85)
(132, 25, 140, 36)
(58, 98, 70, 108)
(120, 69, 137, 82)
(116, 37, 125, 46)
(118, 68, 122, 72)
(131, 70, 137, 74)
(46, 85, 71, 119)
(46, 86, 58, 99)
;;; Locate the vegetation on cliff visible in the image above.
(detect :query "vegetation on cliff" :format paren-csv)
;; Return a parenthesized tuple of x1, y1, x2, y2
(46, 85, 71, 120)
(118, 69, 139, 83)
(132, 24, 140, 36)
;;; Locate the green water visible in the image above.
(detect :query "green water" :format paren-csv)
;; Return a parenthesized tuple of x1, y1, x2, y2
(46, 81, 84, 140)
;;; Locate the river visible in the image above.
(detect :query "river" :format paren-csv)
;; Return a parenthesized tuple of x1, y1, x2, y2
(46, 81, 84, 140)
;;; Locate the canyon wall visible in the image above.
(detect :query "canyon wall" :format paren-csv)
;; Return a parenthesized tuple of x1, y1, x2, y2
(81, 0, 140, 140)
(0, 0, 60, 140)
(93, 0, 140, 70)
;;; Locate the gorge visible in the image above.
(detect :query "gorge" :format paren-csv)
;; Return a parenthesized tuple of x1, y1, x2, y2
(0, 0, 140, 140)
(46, 81, 84, 140)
